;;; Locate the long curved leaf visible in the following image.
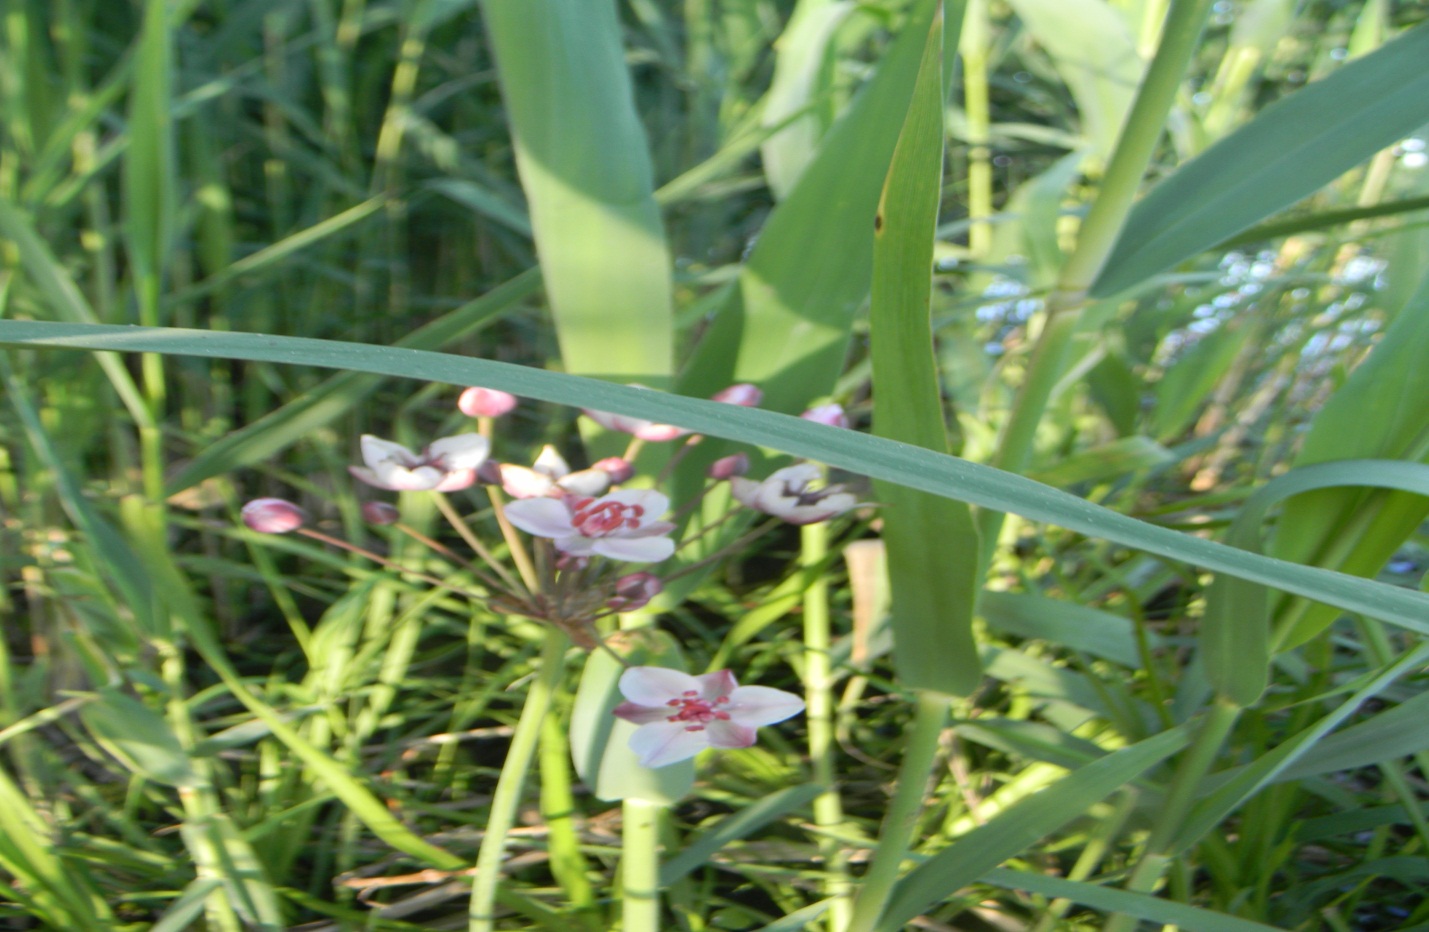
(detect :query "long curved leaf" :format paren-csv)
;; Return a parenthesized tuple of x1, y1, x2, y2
(1, 320, 1428, 639)
(1092, 20, 1429, 297)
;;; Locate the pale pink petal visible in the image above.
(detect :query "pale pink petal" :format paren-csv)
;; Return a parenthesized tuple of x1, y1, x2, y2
(532, 445, 570, 478)
(629, 721, 711, 768)
(428, 433, 489, 469)
(504, 498, 577, 538)
(612, 701, 672, 725)
(557, 468, 613, 497)
(349, 465, 392, 490)
(500, 464, 557, 499)
(552, 535, 598, 557)
(691, 669, 739, 699)
(360, 435, 417, 468)
(378, 464, 445, 491)
(593, 535, 676, 563)
(728, 477, 760, 508)
(632, 423, 689, 442)
(768, 463, 822, 489)
(703, 719, 759, 750)
(457, 387, 517, 418)
(726, 686, 806, 726)
(433, 469, 477, 492)
(619, 666, 701, 706)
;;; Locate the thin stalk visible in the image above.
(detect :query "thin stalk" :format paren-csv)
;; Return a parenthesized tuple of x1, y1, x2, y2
(846, 690, 951, 932)
(468, 629, 570, 932)
(1105, 698, 1240, 931)
(539, 711, 601, 932)
(802, 521, 852, 932)
(978, 0, 1214, 557)
(959, 0, 992, 257)
(485, 487, 541, 592)
(621, 798, 662, 932)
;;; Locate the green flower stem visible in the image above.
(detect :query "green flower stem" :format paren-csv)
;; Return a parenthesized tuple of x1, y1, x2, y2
(959, 0, 992, 257)
(846, 690, 951, 932)
(1105, 698, 1240, 932)
(978, 0, 1214, 557)
(802, 521, 852, 932)
(468, 628, 569, 932)
(621, 798, 662, 932)
(539, 711, 601, 932)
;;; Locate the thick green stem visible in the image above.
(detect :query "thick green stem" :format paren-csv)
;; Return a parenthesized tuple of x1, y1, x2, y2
(802, 521, 852, 931)
(846, 690, 950, 932)
(468, 630, 569, 932)
(621, 798, 662, 932)
(1105, 698, 1240, 931)
(959, 0, 992, 257)
(978, 0, 1214, 554)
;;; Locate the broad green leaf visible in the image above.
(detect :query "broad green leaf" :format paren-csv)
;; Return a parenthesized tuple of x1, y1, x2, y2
(1092, 21, 1429, 297)
(1272, 267, 1429, 649)
(1203, 460, 1429, 706)
(874, 726, 1189, 932)
(479, 0, 673, 385)
(870, 1, 980, 696)
(981, 591, 1161, 667)
(679, 0, 941, 411)
(3, 321, 1429, 640)
(1276, 687, 1429, 781)
(79, 689, 196, 788)
(660, 782, 825, 884)
(760, 2, 855, 199)
(1003, 0, 1143, 160)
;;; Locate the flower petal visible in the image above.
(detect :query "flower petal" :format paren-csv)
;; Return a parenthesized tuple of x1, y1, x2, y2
(628, 721, 710, 768)
(377, 464, 444, 491)
(726, 685, 806, 726)
(553, 535, 598, 556)
(428, 433, 489, 469)
(593, 535, 676, 563)
(598, 488, 671, 515)
(619, 666, 701, 706)
(500, 464, 558, 499)
(360, 435, 417, 469)
(612, 700, 673, 725)
(690, 669, 739, 699)
(503, 498, 576, 538)
(349, 465, 395, 490)
(532, 445, 570, 478)
(433, 469, 478, 492)
(703, 719, 759, 750)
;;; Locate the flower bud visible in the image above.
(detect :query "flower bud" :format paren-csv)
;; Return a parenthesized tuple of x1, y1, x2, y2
(591, 457, 635, 484)
(457, 386, 518, 418)
(608, 572, 663, 611)
(242, 498, 307, 534)
(800, 403, 850, 429)
(362, 501, 400, 525)
(708, 452, 749, 480)
(712, 383, 763, 407)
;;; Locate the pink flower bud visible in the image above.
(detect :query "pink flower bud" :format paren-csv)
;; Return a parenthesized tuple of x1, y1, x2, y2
(708, 452, 749, 479)
(800, 403, 850, 429)
(241, 498, 307, 534)
(608, 573, 663, 611)
(592, 457, 635, 484)
(712, 383, 763, 407)
(457, 386, 518, 418)
(362, 501, 400, 525)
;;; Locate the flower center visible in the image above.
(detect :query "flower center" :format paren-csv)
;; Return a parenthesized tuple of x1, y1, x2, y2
(665, 689, 732, 732)
(571, 498, 646, 537)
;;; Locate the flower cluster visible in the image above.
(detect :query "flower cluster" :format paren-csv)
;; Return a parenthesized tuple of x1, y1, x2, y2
(241, 383, 865, 767)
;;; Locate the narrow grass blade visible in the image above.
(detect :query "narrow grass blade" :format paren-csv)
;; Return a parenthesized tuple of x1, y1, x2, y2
(660, 783, 825, 885)
(3, 321, 1429, 636)
(873, 726, 1189, 932)
(980, 867, 1285, 932)
(1092, 21, 1429, 296)
(479, 0, 673, 385)
(679, 0, 940, 410)
(869, 2, 981, 695)
(78, 688, 197, 788)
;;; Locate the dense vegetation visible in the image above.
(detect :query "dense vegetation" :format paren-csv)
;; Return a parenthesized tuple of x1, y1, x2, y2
(1, 0, 1427, 929)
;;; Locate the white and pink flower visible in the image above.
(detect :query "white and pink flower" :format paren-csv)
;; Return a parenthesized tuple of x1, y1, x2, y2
(498, 445, 619, 500)
(503, 489, 676, 562)
(613, 667, 805, 768)
(242, 498, 307, 534)
(349, 433, 489, 492)
(729, 463, 860, 525)
(457, 386, 518, 418)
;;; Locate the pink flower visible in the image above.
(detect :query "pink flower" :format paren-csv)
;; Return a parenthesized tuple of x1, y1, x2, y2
(730, 463, 860, 525)
(349, 433, 489, 492)
(613, 667, 805, 768)
(801, 403, 850, 429)
(583, 385, 690, 442)
(608, 573, 663, 611)
(712, 383, 763, 407)
(498, 445, 616, 499)
(503, 489, 677, 562)
(457, 386, 518, 418)
(242, 498, 307, 534)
